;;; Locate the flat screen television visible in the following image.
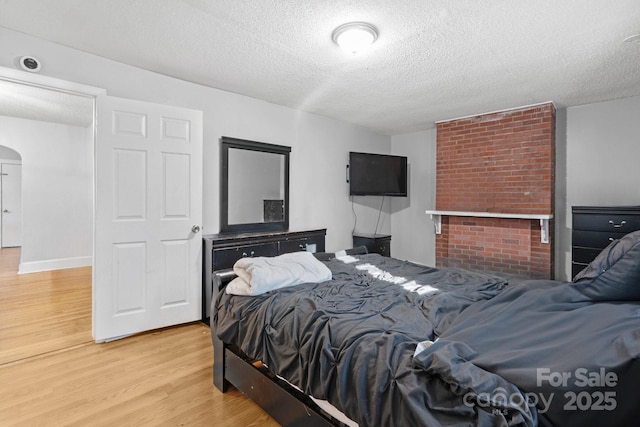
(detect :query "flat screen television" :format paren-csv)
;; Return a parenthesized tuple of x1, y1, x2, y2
(348, 152, 408, 196)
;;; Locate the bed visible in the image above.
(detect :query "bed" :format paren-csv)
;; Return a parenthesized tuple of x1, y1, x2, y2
(210, 232, 640, 426)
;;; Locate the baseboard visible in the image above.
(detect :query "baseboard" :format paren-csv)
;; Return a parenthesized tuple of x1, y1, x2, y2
(18, 256, 92, 274)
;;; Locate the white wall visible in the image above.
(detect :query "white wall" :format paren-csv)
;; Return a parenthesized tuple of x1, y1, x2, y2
(0, 27, 390, 253)
(0, 116, 92, 272)
(555, 96, 640, 280)
(287, 113, 391, 248)
(390, 129, 437, 266)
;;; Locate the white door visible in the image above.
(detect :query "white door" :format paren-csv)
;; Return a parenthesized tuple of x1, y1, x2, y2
(94, 94, 203, 342)
(1, 163, 22, 248)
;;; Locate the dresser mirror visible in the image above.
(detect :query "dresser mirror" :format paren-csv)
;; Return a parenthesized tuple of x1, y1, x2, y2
(220, 136, 291, 233)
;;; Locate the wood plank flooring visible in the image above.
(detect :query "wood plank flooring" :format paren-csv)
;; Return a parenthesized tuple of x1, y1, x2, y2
(0, 248, 93, 365)
(0, 248, 279, 426)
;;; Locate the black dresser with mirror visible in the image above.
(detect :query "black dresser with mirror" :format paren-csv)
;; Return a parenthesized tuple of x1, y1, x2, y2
(204, 136, 327, 322)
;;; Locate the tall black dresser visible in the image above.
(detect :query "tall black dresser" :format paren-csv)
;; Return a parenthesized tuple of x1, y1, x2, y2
(571, 206, 640, 278)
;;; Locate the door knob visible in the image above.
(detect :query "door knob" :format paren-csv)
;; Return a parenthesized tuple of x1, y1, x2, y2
(191, 225, 201, 233)
(2, 209, 9, 213)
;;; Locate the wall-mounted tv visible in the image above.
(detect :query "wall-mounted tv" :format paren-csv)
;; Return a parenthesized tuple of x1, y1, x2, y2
(348, 152, 408, 196)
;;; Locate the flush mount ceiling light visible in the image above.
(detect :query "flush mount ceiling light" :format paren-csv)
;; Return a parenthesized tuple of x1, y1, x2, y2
(332, 22, 378, 55)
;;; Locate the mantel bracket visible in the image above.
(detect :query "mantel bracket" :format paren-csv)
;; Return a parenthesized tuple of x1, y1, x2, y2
(540, 218, 550, 244)
(430, 214, 442, 235)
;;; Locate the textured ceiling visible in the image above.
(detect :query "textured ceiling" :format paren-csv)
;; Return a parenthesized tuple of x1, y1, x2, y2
(1, 0, 640, 135)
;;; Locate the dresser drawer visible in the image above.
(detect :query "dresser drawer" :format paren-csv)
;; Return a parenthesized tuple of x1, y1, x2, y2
(572, 230, 628, 250)
(572, 262, 588, 279)
(573, 213, 640, 233)
(373, 237, 391, 257)
(213, 242, 278, 270)
(572, 246, 604, 264)
(279, 235, 325, 253)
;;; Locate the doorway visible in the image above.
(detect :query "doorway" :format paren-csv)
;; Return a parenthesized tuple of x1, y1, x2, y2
(0, 146, 22, 248)
(1, 67, 203, 344)
(0, 71, 99, 362)
(0, 88, 94, 274)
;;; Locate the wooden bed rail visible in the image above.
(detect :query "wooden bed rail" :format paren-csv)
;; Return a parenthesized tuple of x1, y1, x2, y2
(210, 269, 235, 392)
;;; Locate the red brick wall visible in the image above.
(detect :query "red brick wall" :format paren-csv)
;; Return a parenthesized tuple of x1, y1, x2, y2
(436, 216, 553, 279)
(435, 104, 555, 279)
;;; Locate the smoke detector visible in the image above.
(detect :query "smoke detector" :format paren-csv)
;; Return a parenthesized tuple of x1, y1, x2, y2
(18, 56, 41, 72)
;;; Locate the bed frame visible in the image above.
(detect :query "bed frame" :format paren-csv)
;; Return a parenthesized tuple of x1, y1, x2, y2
(208, 247, 369, 427)
(210, 270, 337, 426)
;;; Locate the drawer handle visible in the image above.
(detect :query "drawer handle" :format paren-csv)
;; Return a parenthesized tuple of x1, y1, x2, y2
(608, 220, 626, 228)
(241, 251, 256, 257)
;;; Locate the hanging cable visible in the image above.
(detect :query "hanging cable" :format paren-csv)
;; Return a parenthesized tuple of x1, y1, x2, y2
(374, 195, 385, 235)
(351, 196, 357, 235)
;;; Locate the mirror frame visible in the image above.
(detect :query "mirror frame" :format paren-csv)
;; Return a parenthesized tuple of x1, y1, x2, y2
(220, 136, 291, 233)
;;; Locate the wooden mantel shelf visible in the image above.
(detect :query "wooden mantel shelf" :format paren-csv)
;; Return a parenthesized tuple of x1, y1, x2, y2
(424, 210, 554, 243)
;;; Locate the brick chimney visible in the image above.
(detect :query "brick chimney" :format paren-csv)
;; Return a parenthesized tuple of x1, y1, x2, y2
(434, 103, 555, 279)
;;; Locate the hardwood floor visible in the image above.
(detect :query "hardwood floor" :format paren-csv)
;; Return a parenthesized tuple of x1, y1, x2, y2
(0, 248, 92, 365)
(0, 248, 279, 426)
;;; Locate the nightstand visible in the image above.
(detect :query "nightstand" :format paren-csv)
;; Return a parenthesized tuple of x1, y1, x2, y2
(352, 233, 391, 257)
